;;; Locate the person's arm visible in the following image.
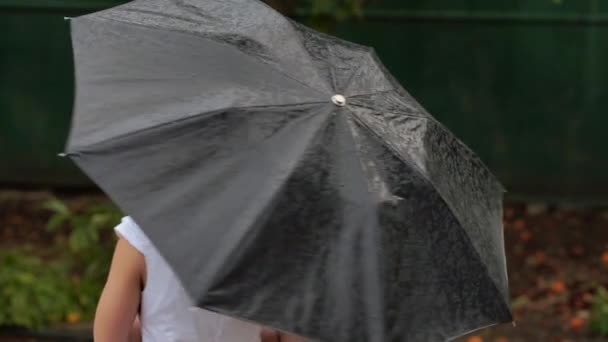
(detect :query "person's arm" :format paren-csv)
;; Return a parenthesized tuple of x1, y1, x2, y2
(94, 238, 145, 342)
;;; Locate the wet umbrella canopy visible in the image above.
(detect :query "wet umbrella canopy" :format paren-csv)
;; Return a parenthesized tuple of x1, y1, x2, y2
(64, 0, 512, 340)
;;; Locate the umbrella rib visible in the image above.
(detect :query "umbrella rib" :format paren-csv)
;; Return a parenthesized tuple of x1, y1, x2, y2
(349, 49, 503, 191)
(113, 7, 214, 25)
(342, 49, 396, 96)
(341, 47, 380, 95)
(347, 88, 396, 98)
(341, 62, 366, 94)
(326, 43, 339, 91)
(189, 105, 335, 301)
(335, 114, 387, 341)
(67, 101, 328, 153)
(347, 89, 422, 115)
(286, 19, 335, 93)
(346, 106, 494, 213)
(90, 15, 328, 97)
(348, 103, 427, 120)
(348, 90, 505, 191)
(345, 107, 424, 166)
(259, 0, 356, 94)
(346, 107, 511, 309)
(418, 115, 507, 192)
(345, 106, 459, 232)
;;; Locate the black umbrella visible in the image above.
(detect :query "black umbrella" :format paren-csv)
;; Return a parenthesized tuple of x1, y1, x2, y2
(64, 0, 512, 340)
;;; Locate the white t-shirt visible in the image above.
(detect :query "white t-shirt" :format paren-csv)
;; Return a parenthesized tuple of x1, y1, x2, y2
(114, 216, 261, 342)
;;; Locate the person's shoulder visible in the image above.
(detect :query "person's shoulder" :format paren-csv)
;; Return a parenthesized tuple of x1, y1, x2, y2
(114, 216, 151, 255)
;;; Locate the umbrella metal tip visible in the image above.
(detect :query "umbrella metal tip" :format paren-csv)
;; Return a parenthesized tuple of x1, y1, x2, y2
(331, 94, 346, 107)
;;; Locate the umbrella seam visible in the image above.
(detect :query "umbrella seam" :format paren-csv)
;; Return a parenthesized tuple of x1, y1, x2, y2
(255, 0, 344, 93)
(67, 101, 328, 154)
(286, 17, 372, 94)
(342, 48, 382, 95)
(113, 7, 212, 26)
(348, 103, 428, 120)
(85, 15, 329, 98)
(190, 105, 335, 303)
(347, 88, 397, 98)
(334, 114, 388, 341)
(446, 321, 502, 341)
(346, 106, 432, 183)
(348, 88, 506, 192)
(347, 90, 423, 117)
(363, 50, 506, 191)
(346, 107, 511, 311)
(326, 43, 339, 91)
(286, 17, 371, 52)
(425, 116, 507, 192)
(285, 18, 334, 93)
(341, 62, 366, 95)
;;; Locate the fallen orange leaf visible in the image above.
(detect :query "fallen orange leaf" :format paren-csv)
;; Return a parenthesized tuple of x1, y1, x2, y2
(513, 219, 525, 230)
(66, 311, 81, 323)
(551, 281, 566, 293)
(467, 336, 483, 342)
(601, 251, 608, 265)
(569, 317, 585, 329)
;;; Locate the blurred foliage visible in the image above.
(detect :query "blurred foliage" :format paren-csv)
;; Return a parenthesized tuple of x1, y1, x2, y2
(263, 0, 367, 32)
(309, 0, 364, 20)
(0, 247, 72, 328)
(590, 286, 608, 337)
(0, 198, 121, 329)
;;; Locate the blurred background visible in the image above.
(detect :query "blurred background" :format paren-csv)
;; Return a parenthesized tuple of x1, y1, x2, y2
(0, 0, 607, 341)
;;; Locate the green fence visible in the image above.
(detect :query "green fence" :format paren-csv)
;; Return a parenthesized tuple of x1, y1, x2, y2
(0, 0, 606, 202)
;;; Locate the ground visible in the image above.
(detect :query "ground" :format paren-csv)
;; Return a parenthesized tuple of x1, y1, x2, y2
(1, 190, 607, 342)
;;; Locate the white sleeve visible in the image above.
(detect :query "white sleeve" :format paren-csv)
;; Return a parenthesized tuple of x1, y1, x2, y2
(114, 216, 151, 254)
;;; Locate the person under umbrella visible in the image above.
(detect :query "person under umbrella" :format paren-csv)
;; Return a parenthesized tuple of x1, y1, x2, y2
(65, 0, 512, 340)
(94, 216, 306, 342)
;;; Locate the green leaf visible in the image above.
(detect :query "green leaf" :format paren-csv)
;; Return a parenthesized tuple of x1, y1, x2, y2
(511, 295, 530, 310)
(69, 227, 89, 252)
(590, 286, 608, 337)
(47, 214, 66, 232)
(42, 198, 70, 216)
(15, 272, 35, 285)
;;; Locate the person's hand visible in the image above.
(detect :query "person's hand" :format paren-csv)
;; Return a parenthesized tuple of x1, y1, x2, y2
(260, 327, 307, 342)
(260, 328, 281, 342)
